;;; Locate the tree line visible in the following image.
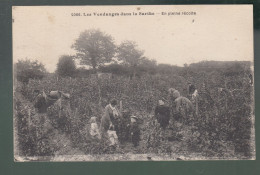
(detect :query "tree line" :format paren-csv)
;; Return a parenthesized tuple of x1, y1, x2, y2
(57, 29, 157, 78)
(15, 29, 252, 83)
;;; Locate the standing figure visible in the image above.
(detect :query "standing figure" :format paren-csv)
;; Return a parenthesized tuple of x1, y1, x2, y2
(130, 116, 140, 147)
(89, 116, 101, 140)
(155, 100, 171, 129)
(100, 99, 120, 134)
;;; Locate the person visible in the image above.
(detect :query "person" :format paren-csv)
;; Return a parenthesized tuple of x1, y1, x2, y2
(170, 91, 194, 123)
(188, 82, 196, 96)
(154, 100, 171, 129)
(175, 96, 194, 123)
(107, 124, 119, 146)
(33, 90, 70, 113)
(168, 88, 180, 101)
(168, 88, 181, 115)
(34, 91, 48, 113)
(100, 99, 120, 135)
(89, 116, 101, 140)
(130, 116, 140, 147)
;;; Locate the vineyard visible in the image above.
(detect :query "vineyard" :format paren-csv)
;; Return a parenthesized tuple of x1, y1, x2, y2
(14, 65, 255, 161)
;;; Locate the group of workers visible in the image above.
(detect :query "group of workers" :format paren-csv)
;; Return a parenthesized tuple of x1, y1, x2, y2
(33, 82, 200, 147)
(89, 99, 141, 147)
(89, 82, 200, 147)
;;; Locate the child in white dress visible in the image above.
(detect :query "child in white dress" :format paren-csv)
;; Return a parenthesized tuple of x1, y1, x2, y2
(89, 116, 101, 140)
(107, 124, 119, 146)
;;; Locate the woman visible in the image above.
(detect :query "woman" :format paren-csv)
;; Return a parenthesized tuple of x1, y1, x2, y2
(155, 100, 171, 129)
(100, 99, 120, 134)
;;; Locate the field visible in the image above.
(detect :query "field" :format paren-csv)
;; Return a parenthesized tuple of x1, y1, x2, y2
(13, 66, 255, 161)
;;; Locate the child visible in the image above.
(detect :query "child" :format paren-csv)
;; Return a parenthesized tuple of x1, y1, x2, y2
(89, 116, 101, 140)
(107, 124, 119, 146)
(130, 116, 140, 147)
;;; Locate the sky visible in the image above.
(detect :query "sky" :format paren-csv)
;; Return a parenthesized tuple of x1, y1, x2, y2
(13, 5, 253, 72)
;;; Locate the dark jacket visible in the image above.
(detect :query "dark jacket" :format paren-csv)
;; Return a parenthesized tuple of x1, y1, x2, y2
(155, 105, 171, 129)
(34, 94, 48, 113)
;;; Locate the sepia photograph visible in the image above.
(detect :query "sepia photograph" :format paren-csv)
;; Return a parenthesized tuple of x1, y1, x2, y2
(12, 5, 255, 161)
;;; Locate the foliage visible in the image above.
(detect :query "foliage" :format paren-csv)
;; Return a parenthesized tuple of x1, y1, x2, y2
(56, 55, 76, 77)
(72, 29, 116, 70)
(15, 59, 46, 84)
(117, 40, 144, 67)
(14, 61, 254, 159)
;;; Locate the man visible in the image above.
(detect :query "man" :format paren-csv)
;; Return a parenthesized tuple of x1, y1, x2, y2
(155, 100, 171, 129)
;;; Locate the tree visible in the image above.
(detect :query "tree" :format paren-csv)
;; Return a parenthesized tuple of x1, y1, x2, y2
(117, 40, 144, 66)
(15, 59, 46, 84)
(117, 40, 144, 78)
(72, 29, 116, 72)
(138, 57, 157, 75)
(56, 55, 76, 77)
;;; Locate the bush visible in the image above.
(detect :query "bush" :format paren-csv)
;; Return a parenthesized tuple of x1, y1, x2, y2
(15, 59, 46, 84)
(56, 55, 76, 77)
